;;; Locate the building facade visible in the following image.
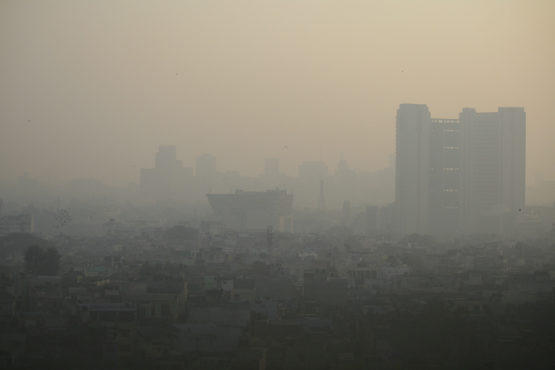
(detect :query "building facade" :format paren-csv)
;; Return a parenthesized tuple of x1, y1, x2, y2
(140, 146, 193, 201)
(395, 104, 432, 235)
(459, 107, 526, 235)
(395, 104, 525, 236)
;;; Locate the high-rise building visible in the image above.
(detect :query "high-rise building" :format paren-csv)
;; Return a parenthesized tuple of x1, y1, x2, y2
(429, 118, 462, 235)
(140, 146, 193, 201)
(395, 104, 432, 235)
(459, 107, 526, 234)
(395, 104, 525, 236)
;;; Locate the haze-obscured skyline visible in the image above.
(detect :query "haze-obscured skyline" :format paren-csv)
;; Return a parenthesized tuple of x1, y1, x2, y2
(1, 0, 554, 185)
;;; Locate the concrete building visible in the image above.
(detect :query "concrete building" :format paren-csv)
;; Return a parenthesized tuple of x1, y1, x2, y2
(395, 104, 525, 236)
(140, 146, 193, 201)
(459, 107, 526, 235)
(395, 104, 432, 235)
(429, 118, 462, 235)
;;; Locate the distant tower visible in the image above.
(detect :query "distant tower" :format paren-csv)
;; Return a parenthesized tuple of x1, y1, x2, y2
(140, 145, 192, 201)
(459, 107, 526, 234)
(318, 179, 326, 211)
(395, 104, 432, 235)
(395, 103, 525, 236)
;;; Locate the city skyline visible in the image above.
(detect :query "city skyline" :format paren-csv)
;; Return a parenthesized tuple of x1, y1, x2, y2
(1, 3, 554, 368)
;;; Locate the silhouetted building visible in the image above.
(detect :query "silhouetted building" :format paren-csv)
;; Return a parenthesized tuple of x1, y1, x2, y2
(429, 118, 462, 235)
(395, 104, 525, 236)
(395, 104, 432, 235)
(207, 190, 294, 232)
(459, 107, 526, 234)
(335, 159, 356, 179)
(140, 146, 193, 201)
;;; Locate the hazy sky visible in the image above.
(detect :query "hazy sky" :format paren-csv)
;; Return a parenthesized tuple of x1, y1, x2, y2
(1, 0, 554, 185)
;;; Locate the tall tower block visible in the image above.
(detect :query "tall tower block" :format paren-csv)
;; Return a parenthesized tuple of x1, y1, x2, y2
(395, 104, 432, 235)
